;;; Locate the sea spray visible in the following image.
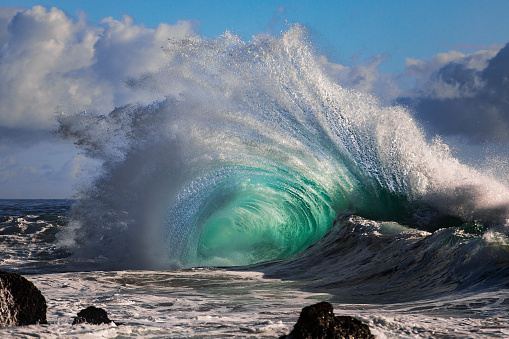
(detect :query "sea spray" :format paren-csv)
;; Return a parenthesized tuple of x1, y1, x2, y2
(56, 26, 509, 269)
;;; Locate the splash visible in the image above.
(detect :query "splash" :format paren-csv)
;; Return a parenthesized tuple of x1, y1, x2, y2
(56, 26, 509, 269)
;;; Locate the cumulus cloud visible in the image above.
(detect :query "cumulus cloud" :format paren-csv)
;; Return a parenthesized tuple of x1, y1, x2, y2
(399, 44, 509, 143)
(403, 47, 500, 98)
(318, 43, 509, 145)
(0, 5, 197, 131)
(320, 54, 402, 101)
(0, 5, 198, 198)
(0, 6, 20, 46)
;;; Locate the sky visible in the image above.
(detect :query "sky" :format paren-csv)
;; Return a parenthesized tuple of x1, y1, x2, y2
(0, 1, 508, 198)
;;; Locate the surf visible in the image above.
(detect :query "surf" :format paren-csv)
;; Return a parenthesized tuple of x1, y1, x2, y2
(56, 25, 509, 270)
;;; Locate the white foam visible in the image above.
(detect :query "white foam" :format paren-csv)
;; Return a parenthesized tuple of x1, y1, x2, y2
(1, 269, 507, 338)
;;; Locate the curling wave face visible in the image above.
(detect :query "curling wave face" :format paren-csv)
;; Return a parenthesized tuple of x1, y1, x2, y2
(56, 26, 509, 269)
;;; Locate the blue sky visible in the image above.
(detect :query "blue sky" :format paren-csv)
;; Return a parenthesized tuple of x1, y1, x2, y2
(3, 0, 509, 72)
(0, 1, 509, 198)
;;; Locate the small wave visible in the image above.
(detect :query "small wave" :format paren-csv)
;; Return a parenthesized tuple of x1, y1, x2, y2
(257, 214, 509, 302)
(0, 213, 71, 273)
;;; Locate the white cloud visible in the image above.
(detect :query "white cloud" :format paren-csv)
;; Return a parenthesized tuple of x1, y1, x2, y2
(402, 46, 501, 99)
(0, 6, 197, 130)
(320, 54, 402, 101)
(0, 6, 20, 46)
(318, 41, 509, 148)
(0, 5, 198, 198)
(320, 42, 509, 144)
(399, 44, 509, 143)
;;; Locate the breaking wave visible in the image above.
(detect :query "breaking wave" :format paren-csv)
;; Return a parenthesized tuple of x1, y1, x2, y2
(56, 26, 509, 270)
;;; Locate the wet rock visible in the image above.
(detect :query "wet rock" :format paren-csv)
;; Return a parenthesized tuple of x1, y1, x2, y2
(0, 270, 47, 327)
(281, 301, 374, 339)
(72, 306, 117, 325)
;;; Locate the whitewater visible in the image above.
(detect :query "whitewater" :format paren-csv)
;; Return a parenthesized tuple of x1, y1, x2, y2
(1, 26, 509, 337)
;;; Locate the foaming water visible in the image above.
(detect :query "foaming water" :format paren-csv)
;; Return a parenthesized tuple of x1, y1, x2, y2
(56, 26, 509, 270)
(2, 201, 509, 337)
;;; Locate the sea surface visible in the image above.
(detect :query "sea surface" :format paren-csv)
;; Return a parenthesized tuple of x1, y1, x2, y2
(2, 26, 509, 338)
(1, 199, 508, 338)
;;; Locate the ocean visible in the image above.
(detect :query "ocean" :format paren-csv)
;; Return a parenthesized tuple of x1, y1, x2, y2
(2, 26, 509, 337)
(1, 200, 508, 338)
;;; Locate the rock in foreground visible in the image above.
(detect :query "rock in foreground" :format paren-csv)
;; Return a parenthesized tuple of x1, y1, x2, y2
(281, 301, 374, 339)
(72, 306, 117, 325)
(0, 270, 47, 327)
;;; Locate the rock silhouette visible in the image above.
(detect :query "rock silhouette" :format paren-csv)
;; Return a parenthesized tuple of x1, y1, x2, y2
(281, 301, 374, 339)
(72, 306, 116, 325)
(0, 270, 47, 327)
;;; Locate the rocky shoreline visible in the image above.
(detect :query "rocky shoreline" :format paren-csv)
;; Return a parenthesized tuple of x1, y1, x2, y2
(0, 270, 375, 338)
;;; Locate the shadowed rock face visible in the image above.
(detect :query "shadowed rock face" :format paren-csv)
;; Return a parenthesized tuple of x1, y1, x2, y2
(0, 270, 47, 327)
(72, 306, 114, 325)
(282, 302, 374, 339)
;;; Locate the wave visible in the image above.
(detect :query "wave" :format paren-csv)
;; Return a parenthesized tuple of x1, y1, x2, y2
(56, 25, 509, 270)
(256, 213, 509, 302)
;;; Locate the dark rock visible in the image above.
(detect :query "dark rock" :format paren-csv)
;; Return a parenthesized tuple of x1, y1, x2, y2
(281, 301, 374, 339)
(0, 270, 47, 327)
(72, 306, 116, 325)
